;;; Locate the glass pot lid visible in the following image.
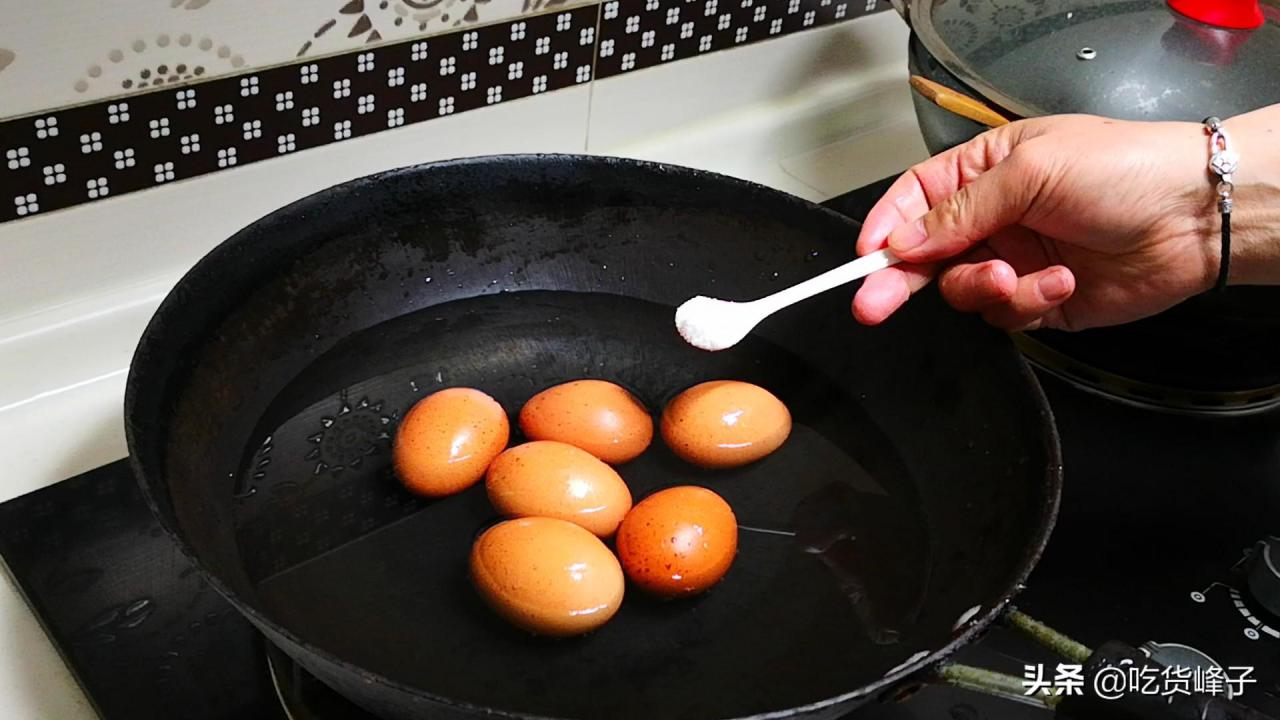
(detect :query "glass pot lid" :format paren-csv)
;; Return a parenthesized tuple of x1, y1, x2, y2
(905, 0, 1280, 121)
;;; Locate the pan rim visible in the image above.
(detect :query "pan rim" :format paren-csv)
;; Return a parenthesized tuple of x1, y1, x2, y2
(124, 152, 1064, 720)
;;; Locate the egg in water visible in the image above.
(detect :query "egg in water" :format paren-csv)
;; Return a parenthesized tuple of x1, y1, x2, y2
(615, 486, 738, 598)
(519, 379, 653, 464)
(661, 380, 791, 468)
(393, 387, 509, 498)
(486, 441, 633, 537)
(470, 517, 625, 636)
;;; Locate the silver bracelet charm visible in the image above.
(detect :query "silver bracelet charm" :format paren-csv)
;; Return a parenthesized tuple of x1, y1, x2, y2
(1205, 116, 1237, 213)
(1203, 116, 1236, 290)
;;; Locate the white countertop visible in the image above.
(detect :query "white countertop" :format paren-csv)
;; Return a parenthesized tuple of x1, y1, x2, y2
(0, 14, 926, 718)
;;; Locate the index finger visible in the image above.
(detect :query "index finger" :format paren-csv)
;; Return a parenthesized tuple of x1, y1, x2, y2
(855, 171, 930, 256)
(855, 122, 1033, 257)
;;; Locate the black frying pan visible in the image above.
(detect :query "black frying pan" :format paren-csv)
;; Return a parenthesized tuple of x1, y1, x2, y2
(124, 155, 1061, 720)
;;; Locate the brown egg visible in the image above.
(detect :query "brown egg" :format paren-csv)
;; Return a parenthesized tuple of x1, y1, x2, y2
(661, 380, 791, 469)
(615, 486, 738, 598)
(518, 380, 653, 464)
(470, 517, 625, 636)
(486, 441, 633, 537)
(393, 388, 509, 498)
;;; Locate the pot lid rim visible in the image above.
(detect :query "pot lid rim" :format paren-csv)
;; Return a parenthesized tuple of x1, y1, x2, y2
(909, 1, 1049, 118)
(906, 0, 1280, 121)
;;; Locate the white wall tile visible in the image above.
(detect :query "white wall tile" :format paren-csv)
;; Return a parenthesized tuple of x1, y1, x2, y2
(587, 11, 909, 151)
(0, 0, 594, 119)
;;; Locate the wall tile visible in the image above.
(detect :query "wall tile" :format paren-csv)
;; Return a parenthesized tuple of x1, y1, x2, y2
(0, 84, 593, 326)
(0, 0, 597, 120)
(586, 9, 907, 153)
(0, 0, 896, 227)
(0, 5, 599, 226)
(596, 0, 890, 78)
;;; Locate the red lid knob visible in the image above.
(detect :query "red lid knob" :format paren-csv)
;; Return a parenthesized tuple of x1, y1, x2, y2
(1168, 0, 1264, 29)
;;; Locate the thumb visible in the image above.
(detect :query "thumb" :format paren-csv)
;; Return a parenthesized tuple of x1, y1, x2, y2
(887, 146, 1044, 264)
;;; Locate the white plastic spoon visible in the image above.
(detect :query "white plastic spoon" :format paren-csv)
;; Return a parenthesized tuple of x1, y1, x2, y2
(674, 248, 900, 351)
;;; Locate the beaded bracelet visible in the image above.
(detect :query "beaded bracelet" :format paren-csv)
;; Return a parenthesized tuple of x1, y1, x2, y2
(1204, 116, 1238, 291)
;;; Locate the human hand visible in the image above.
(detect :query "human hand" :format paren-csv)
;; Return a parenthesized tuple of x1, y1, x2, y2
(852, 114, 1229, 331)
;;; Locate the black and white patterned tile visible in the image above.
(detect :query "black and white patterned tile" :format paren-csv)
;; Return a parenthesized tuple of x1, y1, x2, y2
(596, 0, 890, 78)
(0, 0, 893, 226)
(0, 5, 597, 225)
(2, 0, 600, 119)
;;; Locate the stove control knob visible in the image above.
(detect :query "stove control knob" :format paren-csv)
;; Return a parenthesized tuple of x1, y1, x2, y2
(1139, 642, 1238, 697)
(1245, 537, 1280, 619)
(1140, 641, 1223, 673)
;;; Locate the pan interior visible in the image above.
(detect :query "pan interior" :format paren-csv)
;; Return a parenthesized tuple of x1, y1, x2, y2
(138, 157, 1054, 720)
(235, 289, 933, 719)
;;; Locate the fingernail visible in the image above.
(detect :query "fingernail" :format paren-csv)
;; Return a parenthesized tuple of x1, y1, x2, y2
(891, 218, 927, 252)
(1037, 271, 1070, 301)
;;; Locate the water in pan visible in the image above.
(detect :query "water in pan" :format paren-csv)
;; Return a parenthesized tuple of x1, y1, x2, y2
(236, 290, 936, 720)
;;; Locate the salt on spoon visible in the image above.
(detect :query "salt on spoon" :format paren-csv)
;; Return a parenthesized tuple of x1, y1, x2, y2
(675, 249, 900, 351)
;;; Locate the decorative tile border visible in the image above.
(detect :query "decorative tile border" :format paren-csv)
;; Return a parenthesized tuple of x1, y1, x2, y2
(596, 0, 889, 78)
(0, 5, 598, 226)
(0, 0, 598, 121)
(0, 0, 891, 226)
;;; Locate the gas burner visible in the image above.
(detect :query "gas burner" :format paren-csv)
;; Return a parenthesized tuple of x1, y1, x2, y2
(1013, 333, 1280, 416)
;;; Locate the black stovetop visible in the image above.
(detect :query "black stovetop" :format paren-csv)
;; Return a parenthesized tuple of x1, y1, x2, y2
(1, 179, 1277, 720)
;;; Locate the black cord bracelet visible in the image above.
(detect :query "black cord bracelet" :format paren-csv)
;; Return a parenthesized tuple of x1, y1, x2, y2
(1204, 117, 1237, 291)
